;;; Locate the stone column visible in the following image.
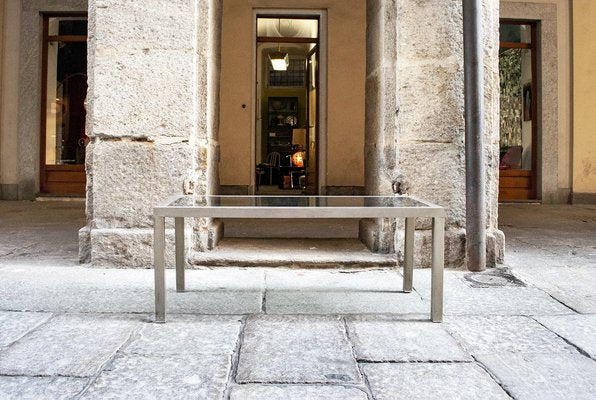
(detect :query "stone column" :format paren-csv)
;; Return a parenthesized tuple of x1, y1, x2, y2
(81, 0, 220, 266)
(363, 0, 503, 268)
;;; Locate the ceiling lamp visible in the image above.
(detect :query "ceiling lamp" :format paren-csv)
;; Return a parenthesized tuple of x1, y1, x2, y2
(269, 19, 289, 71)
(269, 51, 289, 71)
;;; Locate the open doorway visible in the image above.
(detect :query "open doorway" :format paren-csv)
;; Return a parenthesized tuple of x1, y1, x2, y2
(498, 21, 538, 201)
(40, 14, 88, 196)
(254, 16, 319, 195)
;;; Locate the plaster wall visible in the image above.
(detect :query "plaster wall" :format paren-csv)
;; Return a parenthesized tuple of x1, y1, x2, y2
(501, 0, 572, 203)
(572, 0, 596, 201)
(218, 0, 366, 190)
(0, 0, 20, 200)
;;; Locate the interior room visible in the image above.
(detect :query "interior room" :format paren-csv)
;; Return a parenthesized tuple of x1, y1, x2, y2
(498, 22, 537, 200)
(254, 17, 318, 195)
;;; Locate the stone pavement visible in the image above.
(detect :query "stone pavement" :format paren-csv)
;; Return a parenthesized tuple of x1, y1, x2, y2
(0, 201, 595, 399)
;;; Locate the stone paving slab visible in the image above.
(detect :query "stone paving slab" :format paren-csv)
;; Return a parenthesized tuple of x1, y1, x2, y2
(265, 269, 404, 292)
(0, 266, 263, 314)
(477, 353, 596, 400)
(229, 384, 368, 400)
(535, 314, 596, 358)
(0, 376, 88, 400)
(265, 291, 429, 315)
(124, 315, 242, 356)
(0, 311, 52, 348)
(445, 315, 577, 356)
(81, 353, 231, 400)
(0, 314, 141, 377)
(237, 315, 361, 384)
(346, 317, 470, 361)
(413, 270, 574, 316)
(512, 266, 596, 313)
(362, 362, 510, 400)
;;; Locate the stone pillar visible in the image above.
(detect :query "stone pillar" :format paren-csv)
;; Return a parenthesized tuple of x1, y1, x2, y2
(81, 0, 220, 266)
(360, 0, 399, 253)
(362, 0, 503, 268)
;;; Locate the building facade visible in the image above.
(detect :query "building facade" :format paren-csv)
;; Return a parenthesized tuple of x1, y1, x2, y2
(0, 0, 594, 269)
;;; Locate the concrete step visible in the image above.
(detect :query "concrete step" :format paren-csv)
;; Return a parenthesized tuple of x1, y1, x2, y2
(189, 238, 395, 268)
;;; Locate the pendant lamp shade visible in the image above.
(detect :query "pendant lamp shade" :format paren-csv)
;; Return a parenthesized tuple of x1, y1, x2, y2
(269, 51, 289, 71)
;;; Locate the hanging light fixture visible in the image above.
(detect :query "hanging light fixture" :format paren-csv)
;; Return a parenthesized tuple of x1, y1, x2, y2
(269, 19, 289, 71)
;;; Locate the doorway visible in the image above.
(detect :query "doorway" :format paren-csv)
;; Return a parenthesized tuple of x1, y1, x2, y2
(254, 16, 320, 195)
(40, 14, 88, 196)
(498, 21, 538, 201)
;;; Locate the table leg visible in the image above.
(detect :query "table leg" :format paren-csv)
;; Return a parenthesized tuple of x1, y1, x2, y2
(154, 215, 166, 323)
(403, 217, 415, 293)
(431, 217, 445, 322)
(175, 217, 185, 292)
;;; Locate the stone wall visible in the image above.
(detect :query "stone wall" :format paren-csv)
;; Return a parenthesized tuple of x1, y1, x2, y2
(83, 0, 503, 268)
(362, 0, 503, 268)
(81, 0, 221, 266)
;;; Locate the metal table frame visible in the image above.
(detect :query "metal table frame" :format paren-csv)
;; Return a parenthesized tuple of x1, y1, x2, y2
(153, 195, 445, 323)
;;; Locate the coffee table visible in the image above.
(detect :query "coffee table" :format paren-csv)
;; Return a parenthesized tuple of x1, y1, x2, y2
(153, 195, 445, 322)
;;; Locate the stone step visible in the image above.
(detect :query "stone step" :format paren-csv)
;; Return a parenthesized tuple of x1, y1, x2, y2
(189, 238, 395, 268)
(221, 218, 359, 239)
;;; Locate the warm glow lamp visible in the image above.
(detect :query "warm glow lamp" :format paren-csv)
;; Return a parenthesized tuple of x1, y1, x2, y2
(291, 151, 305, 168)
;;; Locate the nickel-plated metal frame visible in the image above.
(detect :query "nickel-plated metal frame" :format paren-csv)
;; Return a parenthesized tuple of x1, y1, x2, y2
(153, 195, 445, 323)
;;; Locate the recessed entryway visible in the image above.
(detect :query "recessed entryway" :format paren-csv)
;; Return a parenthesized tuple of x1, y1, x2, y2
(498, 21, 538, 201)
(254, 16, 320, 195)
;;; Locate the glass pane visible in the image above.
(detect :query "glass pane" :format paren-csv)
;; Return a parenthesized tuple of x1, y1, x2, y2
(167, 195, 431, 209)
(48, 17, 87, 36)
(257, 18, 318, 38)
(499, 24, 532, 43)
(499, 48, 533, 170)
(45, 41, 88, 165)
(269, 58, 306, 86)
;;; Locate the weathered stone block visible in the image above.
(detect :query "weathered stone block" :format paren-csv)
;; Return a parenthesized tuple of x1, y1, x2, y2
(124, 315, 241, 356)
(395, 228, 466, 269)
(396, 0, 463, 61)
(93, 0, 196, 51)
(363, 363, 510, 400)
(0, 311, 52, 348)
(397, 63, 464, 143)
(0, 376, 88, 400)
(0, 314, 140, 377)
(476, 353, 596, 400)
(230, 385, 368, 400)
(535, 314, 596, 358)
(346, 317, 471, 361)
(91, 48, 196, 138)
(89, 227, 174, 268)
(445, 315, 577, 356)
(237, 315, 361, 384)
(398, 142, 466, 225)
(89, 140, 192, 228)
(82, 353, 231, 399)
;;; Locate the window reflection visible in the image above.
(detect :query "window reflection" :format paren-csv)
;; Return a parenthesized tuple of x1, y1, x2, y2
(44, 18, 88, 166)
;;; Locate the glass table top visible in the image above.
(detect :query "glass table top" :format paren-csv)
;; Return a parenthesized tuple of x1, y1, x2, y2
(162, 195, 438, 209)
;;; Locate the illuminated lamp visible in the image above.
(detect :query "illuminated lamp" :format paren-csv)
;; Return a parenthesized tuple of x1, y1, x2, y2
(291, 151, 304, 168)
(269, 51, 289, 71)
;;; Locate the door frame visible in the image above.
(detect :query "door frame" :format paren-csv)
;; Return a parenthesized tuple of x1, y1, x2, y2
(251, 9, 327, 194)
(498, 19, 539, 201)
(39, 12, 88, 196)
